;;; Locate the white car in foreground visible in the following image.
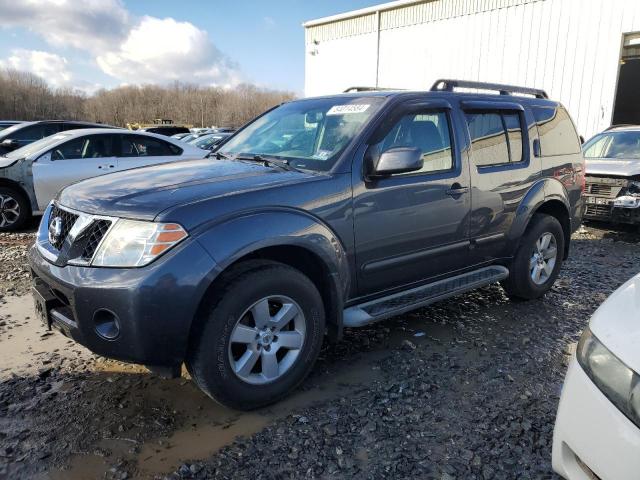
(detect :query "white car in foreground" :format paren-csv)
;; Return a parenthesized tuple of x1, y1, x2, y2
(0, 128, 209, 230)
(553, 274, 640, 479)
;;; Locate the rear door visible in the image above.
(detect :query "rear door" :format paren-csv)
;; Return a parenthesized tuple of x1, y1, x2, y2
(115, 134, 184, 171)
(462, 101, 540, 264)
(32, 134, 118, 209)
(353, 100, 472, 296)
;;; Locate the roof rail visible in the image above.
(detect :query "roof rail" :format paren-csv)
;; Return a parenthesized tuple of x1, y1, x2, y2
(343, 86, 402, 93)
(431, 79, 548, 99)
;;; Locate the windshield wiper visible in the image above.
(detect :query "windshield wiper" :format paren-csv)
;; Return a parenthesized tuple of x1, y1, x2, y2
(210, 151, 231, 160)
(233, 153, 301, 173)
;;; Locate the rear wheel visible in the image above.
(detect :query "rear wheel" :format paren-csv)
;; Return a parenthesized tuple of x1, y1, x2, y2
(502, 214, 565, 300)
(0, 187, 30, 232)
(186, 261, 325, 410)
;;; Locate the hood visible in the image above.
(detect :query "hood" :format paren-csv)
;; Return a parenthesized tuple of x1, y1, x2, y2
(57, 158, 318, 220)
(585, 158, 640, 177)
(589, 273, 640, 374)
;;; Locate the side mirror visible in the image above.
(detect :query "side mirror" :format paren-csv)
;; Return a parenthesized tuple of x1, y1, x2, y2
(1, 139, 19, 151)
(373, 147, 423, 176)
(533, 139, 542, 158)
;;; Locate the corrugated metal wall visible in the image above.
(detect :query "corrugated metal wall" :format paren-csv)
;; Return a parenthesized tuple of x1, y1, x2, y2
(304, 0, 640, 138)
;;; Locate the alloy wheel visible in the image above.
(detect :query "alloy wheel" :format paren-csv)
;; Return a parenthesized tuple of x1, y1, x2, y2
(0, 193, 20, 228)
(228, 295, 306, 385)
(529, 232, 558, 285)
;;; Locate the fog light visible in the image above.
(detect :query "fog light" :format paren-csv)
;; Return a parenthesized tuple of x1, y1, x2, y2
(93, 309, 120, 340)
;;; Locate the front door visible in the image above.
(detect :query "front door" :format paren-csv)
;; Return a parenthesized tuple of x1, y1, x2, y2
(353, 103, 471, 296)
(32, 134, 118, 210)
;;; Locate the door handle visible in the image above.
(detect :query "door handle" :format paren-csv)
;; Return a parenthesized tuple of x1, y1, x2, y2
(446, 183, 469, 197)
(98, 164, 116, 170)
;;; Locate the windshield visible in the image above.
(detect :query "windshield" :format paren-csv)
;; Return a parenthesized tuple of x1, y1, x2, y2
(194, 134, 225, 149)
(218, 96, 385, 171)
(584, 131, 640, 159)
(2, 133, 71, 160)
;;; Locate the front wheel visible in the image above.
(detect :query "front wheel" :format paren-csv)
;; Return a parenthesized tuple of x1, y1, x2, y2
(186, 261, 325, 410)
(0, 187, 31, 232)
(501, 213, 565, 300)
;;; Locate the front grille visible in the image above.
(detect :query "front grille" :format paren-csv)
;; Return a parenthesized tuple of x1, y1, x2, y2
(585, 204, 611, 218)
(587, 184, 612, 196)
(81, 220, 111, 260)
(48, 205, 79, 250)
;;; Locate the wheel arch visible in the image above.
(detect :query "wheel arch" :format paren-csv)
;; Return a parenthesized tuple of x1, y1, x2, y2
(190, 210, 350, 346)
(0, 176, 37, 214)
(509, 179, 572, 259)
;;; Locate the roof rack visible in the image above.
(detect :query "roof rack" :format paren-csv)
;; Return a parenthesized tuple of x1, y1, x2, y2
(430, 79, 548, 99)
(343, 86, 402, 93)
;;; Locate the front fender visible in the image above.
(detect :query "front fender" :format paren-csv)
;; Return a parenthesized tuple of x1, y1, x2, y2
(508, 178, 570, 247)
(195, 208, 350, 300)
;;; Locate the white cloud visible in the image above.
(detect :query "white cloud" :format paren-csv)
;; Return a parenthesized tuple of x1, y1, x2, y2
(0, 0, 130, 53)
(0, 1, 242, 88)
(96, 16, 241, 87)
(0, 49, 72, 87)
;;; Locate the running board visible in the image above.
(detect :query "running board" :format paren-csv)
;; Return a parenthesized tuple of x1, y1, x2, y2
(343, 266, 509, 327)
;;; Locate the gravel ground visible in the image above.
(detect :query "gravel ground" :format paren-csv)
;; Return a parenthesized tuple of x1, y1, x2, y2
(1, 222, 639, 479)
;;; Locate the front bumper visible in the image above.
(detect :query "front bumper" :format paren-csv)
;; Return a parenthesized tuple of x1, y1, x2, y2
(552, 357, 640, 479)
(28, 238, 219, 368)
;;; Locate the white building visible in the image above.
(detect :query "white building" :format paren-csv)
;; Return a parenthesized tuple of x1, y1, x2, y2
(304, 0, 640, 138)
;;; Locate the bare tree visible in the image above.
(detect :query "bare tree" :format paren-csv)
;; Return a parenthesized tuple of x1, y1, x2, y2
(0, 68, 296, 127)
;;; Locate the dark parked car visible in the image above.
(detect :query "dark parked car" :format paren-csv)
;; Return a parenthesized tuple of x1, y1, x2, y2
(0, 120, 23, 132)
(30, 80, 584, 410)
(139, 126, 190, 137)
(582, 125, 640, 224)
(0, 120, 111, 154)
(190, 132, 232, 151)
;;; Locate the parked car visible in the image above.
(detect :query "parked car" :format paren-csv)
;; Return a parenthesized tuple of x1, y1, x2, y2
(190, 128, 213, 134)
(0, 129, 208, 230)
(29, 80, 584, 410)
(211, 127, 236, 134)
(0, 120, 23, 132)
(552, 272, 640, 479)
(170, 132, 192, 140)
(190, 133, 232, 151)
(582, 125, 640, 224)
(138, 125, 190, 137)
(0, 120, 111, 155)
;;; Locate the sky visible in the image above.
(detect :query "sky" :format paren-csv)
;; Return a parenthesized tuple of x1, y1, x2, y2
(0, 0, 378, 95)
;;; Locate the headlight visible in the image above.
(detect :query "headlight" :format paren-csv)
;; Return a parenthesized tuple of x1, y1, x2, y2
(577, 327, 640, 428)
(92, 220, 188, 267)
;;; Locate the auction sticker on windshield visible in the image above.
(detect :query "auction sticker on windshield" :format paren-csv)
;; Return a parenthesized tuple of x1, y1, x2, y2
(327, 104, 370, 115)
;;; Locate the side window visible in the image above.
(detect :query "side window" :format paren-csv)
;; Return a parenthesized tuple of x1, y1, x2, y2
(378, 110, 454, 175)
(120, 135, 176, 157)
(12, 124, 59, 141)
(52, 135, 115, 160)
(533, 106, 581, 156)
(465, 111, 525, 167)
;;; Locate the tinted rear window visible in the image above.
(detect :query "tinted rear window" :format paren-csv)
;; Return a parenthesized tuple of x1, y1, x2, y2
(533, 106, 581, 156)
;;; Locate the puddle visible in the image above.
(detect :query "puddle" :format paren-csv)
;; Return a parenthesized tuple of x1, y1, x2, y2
(0, 295, 90, 377)
(2, 294, 457, 480)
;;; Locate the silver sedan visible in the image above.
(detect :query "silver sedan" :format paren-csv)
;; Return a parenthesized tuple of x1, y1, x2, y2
(0, 128, 209, 231)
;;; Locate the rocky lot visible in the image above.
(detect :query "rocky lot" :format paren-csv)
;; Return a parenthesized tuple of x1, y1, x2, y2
(1, 222, 639, 479)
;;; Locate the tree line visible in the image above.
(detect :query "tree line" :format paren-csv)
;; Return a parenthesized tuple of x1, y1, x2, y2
(0, 69, 296, 128)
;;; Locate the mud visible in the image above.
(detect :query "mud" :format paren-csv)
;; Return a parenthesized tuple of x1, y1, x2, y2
(1, 222, 639, 479)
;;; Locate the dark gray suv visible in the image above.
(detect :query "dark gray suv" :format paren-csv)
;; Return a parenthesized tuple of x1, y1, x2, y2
(29, 80, 585, 410)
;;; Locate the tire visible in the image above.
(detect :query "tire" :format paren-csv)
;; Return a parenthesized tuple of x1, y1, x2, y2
(0, 186, 31, 232)
(501, 213, 565, 300)
(186, 261, 326, 410)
